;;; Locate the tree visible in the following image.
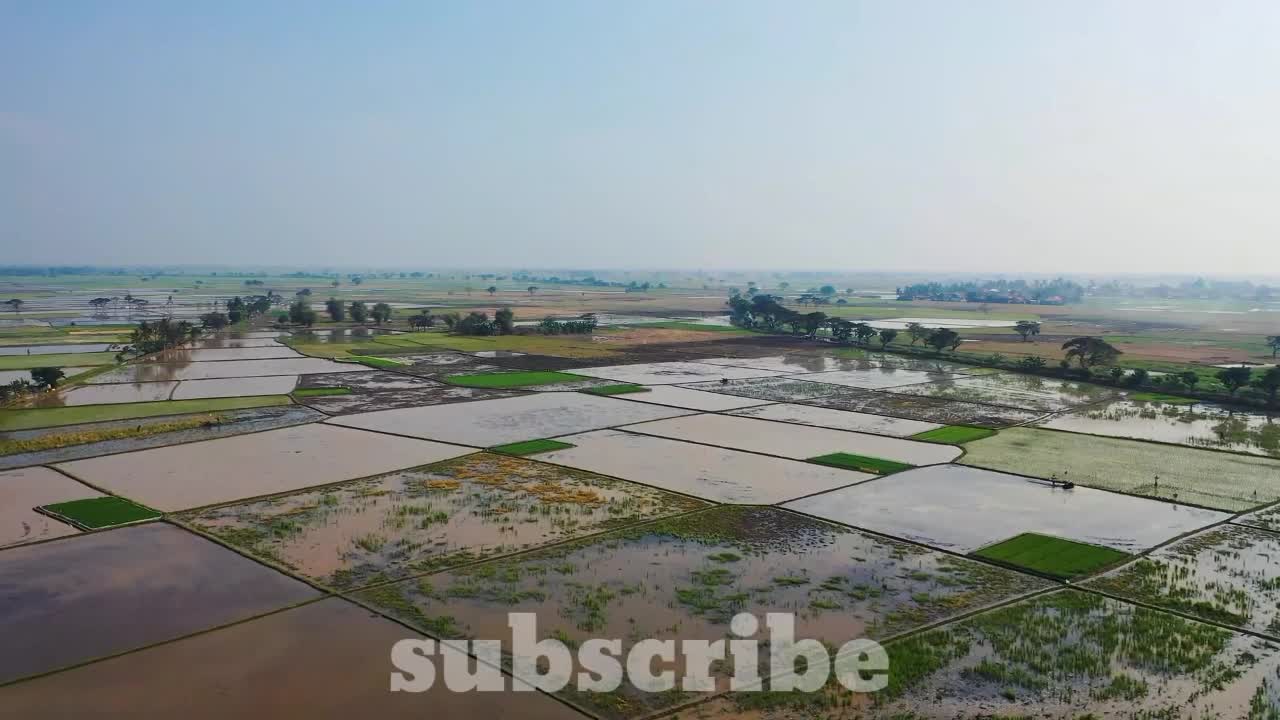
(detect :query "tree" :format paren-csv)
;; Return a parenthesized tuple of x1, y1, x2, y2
(1216, 366, 1252, 396)
(409, 313, 435, 330)
(486, 286, 498, 296)
(1014, 321, 1041, 342)
(878, 328, 898, 349)
(1061, 337, 1121, 368)
(1253, 366, 1280, 406)
(1017, 356, 1046, 372)
(906, 322, 929, 345)
(527, 286, 538, 295)
(1109, 367, 1125, 383)
(1179, 371, 1200, 391)
(199, 312, 229, 330)
(819, 285, 836, 297)
(456, 311, 495, 335)
(5, 299, 23, 314)
(349, 301, 368, 323)
(371, 303, 393, 325)
(925, 328, 960, 353)
(29, 367, 65, 390)
(325, 298, 345, 322)
(226, 296, 246, 324)
(439, 312, 460, 329)
(853, 323, 877, 345)
(494, 307, 515, 334)
(827, 318, 853, 343)
(1124, 368, 1149, 387)
(1269, 335, 1280, 358)
(289, 299, 317, 326)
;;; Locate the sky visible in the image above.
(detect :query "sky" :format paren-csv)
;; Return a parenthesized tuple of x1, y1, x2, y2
(2, 0, 1278, 274)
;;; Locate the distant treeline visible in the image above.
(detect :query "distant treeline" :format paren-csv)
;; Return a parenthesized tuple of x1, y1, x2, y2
(896, 278, 1085, 304)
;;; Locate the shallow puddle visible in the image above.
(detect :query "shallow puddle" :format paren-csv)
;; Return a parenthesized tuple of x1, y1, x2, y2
(180, 453, 706, 589)
(0, 523, 318, 684)
(356, 506, 1048, 719)
(171, 375, 297, 399)
(44, 381, 177, 406)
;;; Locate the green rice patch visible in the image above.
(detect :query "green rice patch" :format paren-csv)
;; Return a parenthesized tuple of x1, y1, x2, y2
(489, 439, 576, 456)
(0, 396, 291, 431)
(293, 386, 352, 397)
(443, 371, 588, 388)
(912, 425, 997, 444)
(345, 355, 410, 370)
(1128, 391, 1198, 406)
(580, 384, 651, 396)
(38, 496, 162, 530)
(972, 532, 1130, 579)
(807, 452, 914, 474)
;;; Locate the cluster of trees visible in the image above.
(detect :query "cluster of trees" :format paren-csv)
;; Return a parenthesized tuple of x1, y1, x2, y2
(897, 278, 1085, 304)
(538, 316, 598, 335)
(321, 299, 393, 325)
(119, 318, 198, 357)
(728, 295, 962, 352)
(443, 308, 516, 336)
(0, 367, 66, 403)
(226, 294, 274, 323)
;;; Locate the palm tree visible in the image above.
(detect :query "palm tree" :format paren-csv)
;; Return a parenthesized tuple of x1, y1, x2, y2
(1061, 337, 1121, 368)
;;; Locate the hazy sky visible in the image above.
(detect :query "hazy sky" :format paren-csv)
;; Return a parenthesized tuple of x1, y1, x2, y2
(3, 1, 1278, 273)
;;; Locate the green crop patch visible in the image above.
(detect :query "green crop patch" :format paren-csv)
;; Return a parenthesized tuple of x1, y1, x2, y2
(807, 452, 914, 474)
(1128, 391, 1199, 406)
(292, 386, 351, 397)
(489, 439, 576, 456)
(443, 371, 587, 388)
(345, 355, 410, 370)
(39, 496, 162, 530)
(973, 532, 1129, 579)
(912, 425, 997, 444)
(580, 384, 651, 396)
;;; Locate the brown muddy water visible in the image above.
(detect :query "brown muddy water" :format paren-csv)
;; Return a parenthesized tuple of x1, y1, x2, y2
(0, 523, 318, 684)
(0, 466, 100, 548)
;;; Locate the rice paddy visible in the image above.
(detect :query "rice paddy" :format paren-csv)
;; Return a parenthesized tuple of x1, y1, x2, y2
(1039, 397, 1280, 457)
(961, 427, 1280, 511)
(807, 452, 914, 475)
(911, 424, 998, 444)
(443, 370, 590, 388)
(972, 532, 1130, 579)
(0, 395, 293, 431)
(579, 383, 651, 396)
(489, 438, 577, 455)
(37, 496, 161, 530)
(891, 373, 1119, 412)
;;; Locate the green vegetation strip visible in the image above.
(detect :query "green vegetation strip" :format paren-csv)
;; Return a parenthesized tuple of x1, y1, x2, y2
(489, 439, 576, 456)
(345, 355, 409, 370)
(580, 384, 651, 396)
(39, 496, 161, 530)
(972, 532, 1130, 579)
(0, 396, 291, 431)
(443, 370, 589, 388)
(0, 352, 118, 370)
(1129, 391, 1199, 405)
(292, 386, 352, 397)
(912, 425, 997, 444)
(807, 452, 913, 474)
(0, 414, 225, 456)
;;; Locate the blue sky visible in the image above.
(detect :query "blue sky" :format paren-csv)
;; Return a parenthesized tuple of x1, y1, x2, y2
(2, 1, 1278, 273)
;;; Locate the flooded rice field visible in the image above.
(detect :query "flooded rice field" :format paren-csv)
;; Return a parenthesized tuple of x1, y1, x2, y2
(0, 598, 580, 719)
(299, 369, 439, 391)
(803, 386, 1043, 427)
(890, 373, 1118, 412)
(624, 413, 961, 465)
(0, 467, 101, 548)
(727, 403, 942, 436)
(394, 353, 504, 377)
(699, 354, 878, 374)
(189, 337, 284, 349)
(785, 464, 1228, 553)
(534, 429, 872, 503)
(50, 381, 178, 406)
(860, 353, 1003, 374)
(180, 453, 706, 590)
(1039, 398, 1280, 457)
(170, 375, 298, 399)
(784, 368, 959, 390)
(961, 427, 1280, 511)
(0, 405, 324, 470)
(0, 367, 97, 385)
(356, 506, 1048, 719)
(0, 523, 318, 684)
(684, 376, 850, 402)
(299, 384, 521, 415)
(327, 393, 691, 447)
(1089, 524, 1280, 636)
(55, 424, 471, 511)
(607, 385, 774, 411)
(573, 361, 786, 385)
(145, 345, 303, 362)
(85, 357, 367, 382)
(288, 328, 400, 344)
